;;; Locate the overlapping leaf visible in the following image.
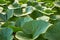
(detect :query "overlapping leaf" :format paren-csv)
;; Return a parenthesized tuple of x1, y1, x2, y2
(44, 22, 60, 40)
(0, 28, 13, 40)
(15, 16, 33, 27)
(22, 20, 52, 39)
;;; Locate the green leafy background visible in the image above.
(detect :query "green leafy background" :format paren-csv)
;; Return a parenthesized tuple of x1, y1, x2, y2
(0, 0, 60, 40)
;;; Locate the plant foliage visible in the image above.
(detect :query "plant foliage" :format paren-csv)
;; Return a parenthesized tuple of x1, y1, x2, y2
(0, 0, 60, 40)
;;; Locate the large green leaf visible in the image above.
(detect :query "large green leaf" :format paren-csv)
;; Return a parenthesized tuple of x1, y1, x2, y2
(44, 22, 60, 40)
(14, 6, 34, 17)
(22, 20, 52, 39)
(15, 31, 34, 40)
(0, 28, 13, 40)
(15, 16, 33, 27)
(6, 9, 14, 20)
